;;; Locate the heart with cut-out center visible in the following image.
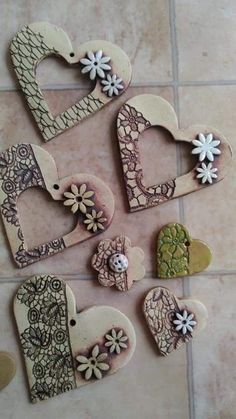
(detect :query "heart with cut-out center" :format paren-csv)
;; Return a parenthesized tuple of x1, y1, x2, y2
(157, 223, 212, 278)
(14, 275, 136, 402)
(143, 286, 207, 356)
(117, 94, 232, 212)
(10, 22, 132, 141)
(0, 143, 114, 268)
(0, 352, 16, 391)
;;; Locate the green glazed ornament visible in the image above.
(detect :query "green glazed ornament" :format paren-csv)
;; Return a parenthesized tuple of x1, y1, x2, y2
(157, 223, 212, 278)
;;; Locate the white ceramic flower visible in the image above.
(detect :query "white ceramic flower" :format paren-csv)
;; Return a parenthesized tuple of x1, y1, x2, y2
(76, 344, 110, 380)
(196, 162, 218, 184)
(101, 74, 124, 97)
(84, 209, 107, 232)
(192, 133, 221, 162)
(105, 329, 128, 354)
(80, 50, 111, 80)
(173, 310, 197, 335)
(63, 184, 94, 214)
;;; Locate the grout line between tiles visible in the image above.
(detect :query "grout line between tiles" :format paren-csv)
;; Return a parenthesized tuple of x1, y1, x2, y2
(0, 268, 235, 282)
(3, 78, 236, 92)
(169, 2, 194, 419)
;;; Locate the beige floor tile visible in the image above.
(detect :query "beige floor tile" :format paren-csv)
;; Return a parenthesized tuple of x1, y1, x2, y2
(0, 86, 181, 277)
(2, 0, 172, 88)
(0, 278, 189, 419)
(189, 275, 236, 419)
(176, 0, 236, 81)
(178, 85, 236, 271)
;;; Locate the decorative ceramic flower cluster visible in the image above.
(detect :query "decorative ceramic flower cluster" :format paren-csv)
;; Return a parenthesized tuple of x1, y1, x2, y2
(80, 50, 124, 97)
(63, 183, 107, 232)
(76, 328, 128, 381)
(192, 133, 221, 184)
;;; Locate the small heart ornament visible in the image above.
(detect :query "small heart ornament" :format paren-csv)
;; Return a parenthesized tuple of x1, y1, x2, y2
(0, 352, 16, 391)
(117, 94, 232, 212)
(10, 22, 132, 141)
(14, 275, 136, 402)
(0, 144, 114, 267)
(157, 223, 212, 278)
(143, 287, 207, 356)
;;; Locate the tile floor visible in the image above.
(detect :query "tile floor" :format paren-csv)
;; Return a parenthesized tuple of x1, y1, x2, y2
(0, 1, 235, 418)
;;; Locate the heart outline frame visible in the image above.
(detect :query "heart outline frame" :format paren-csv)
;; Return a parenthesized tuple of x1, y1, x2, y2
(0, 143, 115, 268)
(14, 275, 136, 402)
(10, 22, 132, 141)
(117, 94, 233, 212)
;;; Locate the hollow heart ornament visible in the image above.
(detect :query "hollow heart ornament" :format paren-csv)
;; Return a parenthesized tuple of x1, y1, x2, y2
(157, 223, 212, 278)
(117, 94, 232, 212)
(14, 275, 136, 403)
(0, 144, 114, 267)
(10, 22, 132, 141)
(143, 287, 207, 356)
(0, 352, 16, 391)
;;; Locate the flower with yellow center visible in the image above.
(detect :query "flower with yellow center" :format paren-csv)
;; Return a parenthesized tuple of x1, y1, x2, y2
(63, 184, 94, 214)
(84, 209, 107, 232)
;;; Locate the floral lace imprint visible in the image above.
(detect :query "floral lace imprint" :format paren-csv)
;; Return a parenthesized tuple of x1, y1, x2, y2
(14, 275, 134, 402)
(117, 103, 176, 212)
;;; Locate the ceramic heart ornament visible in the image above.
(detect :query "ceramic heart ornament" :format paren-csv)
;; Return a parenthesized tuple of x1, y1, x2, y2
(10, 22, 132, 141)
(143, 287, 207, 356)
(0, 352, 16, 391)
(117, 94, 232, 212)
(0, 144, 114, 268)
(14, 275, 136, 403)
(157, 223, 212, 278)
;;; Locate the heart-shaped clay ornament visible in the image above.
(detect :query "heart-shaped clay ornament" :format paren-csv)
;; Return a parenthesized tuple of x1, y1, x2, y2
(157, 223, 212, 278)
(0, 352, 16, 391)
(0, 143, 114, 268)
(143, 286, 207, 356)
(117, 94, 232, 212)
(10, 22, 132, 141)
(14, 275, 136, 403)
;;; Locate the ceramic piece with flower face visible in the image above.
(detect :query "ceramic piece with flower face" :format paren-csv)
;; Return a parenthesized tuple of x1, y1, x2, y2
(91, 236, 145, 291)
(143, 287, 208, 356)
(14, 275, 136, 402)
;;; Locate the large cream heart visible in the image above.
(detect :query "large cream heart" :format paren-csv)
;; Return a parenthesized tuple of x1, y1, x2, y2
(14, 275, 136, 403)
(10, 22, 132, 141)
(143, 286, 207, 356)
(0, 143, 114, 267)
(117, 94, 232, 212)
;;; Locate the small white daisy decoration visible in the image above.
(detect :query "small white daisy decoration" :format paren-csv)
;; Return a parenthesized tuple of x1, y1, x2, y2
(101, 74, 124, 97)
(192, 133, 221, 162)
(80, 50, 111, 80)
(196, 162, 218, 184)
(173, 310, 197, 335)
(105, 329, 128, 354)
(76, 344, 110, 380)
